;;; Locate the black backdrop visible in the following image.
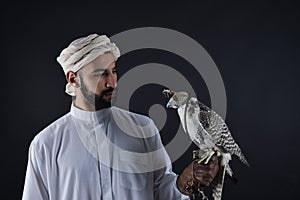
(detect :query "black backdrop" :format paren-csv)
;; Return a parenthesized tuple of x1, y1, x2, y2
(1, 0, 300, 199)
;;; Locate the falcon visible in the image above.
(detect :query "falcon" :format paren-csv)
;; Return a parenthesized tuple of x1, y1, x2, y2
(163, 89, 249, 200)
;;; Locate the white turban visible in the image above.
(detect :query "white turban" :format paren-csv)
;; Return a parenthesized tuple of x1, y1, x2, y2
(57, 34, 120, 96)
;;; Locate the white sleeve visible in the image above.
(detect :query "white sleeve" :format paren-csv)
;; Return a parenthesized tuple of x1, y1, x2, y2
(22, 139, 49, 200)
(153, 165, 189, 200)
(150, 120, 189, 200)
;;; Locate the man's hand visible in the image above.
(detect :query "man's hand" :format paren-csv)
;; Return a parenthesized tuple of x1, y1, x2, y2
(176, 155, 220, 196)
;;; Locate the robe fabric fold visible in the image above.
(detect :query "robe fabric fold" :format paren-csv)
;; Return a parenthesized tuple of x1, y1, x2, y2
(22, 104, 189, 200)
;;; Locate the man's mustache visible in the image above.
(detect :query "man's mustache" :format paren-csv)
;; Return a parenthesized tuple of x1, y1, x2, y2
(100, 87, 115, 96)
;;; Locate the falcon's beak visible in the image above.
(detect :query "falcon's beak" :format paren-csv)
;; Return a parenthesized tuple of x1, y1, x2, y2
(162, 89, 175, 98)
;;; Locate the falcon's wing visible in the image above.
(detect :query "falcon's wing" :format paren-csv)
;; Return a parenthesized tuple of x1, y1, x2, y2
(183, 98, 216, 149)
(197, 99, 249, 166)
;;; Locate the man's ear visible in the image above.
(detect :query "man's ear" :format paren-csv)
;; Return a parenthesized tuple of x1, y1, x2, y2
(66, 71, 80, 88)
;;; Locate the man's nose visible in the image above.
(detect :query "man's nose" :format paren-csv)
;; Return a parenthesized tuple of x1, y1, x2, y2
(105, 73, 117, 88)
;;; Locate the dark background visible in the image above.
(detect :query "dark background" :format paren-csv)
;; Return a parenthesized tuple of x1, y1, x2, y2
(1, 0, 300, 199)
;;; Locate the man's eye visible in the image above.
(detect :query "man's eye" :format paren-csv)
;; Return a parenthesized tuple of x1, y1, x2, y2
(113, 69, 117, 73)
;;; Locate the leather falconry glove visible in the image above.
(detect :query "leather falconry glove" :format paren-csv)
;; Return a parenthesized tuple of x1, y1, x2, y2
(176, 155, 220, 199)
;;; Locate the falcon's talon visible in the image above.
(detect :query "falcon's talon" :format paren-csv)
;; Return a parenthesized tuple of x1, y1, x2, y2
(204, 150, 216, 164)
(214, 150, 221, 157)
(197, 151, 209, 164)
(196, 149, 215, 164)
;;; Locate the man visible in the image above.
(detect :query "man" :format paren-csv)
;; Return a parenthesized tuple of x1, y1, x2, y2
(22, 33, 219, 200)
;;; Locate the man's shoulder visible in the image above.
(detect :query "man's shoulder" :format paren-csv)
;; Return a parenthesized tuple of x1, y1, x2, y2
(31, 112, 72, 148)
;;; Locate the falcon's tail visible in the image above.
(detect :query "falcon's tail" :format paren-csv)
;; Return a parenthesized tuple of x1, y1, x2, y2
(211, 165, 226, 200)
(232, 144, 250, 167)
(225, 164, 237, 184)
(238, 151, 250, 167)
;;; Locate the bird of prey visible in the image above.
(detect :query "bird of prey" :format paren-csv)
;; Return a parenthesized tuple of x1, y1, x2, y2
(163, 89, 249, 200)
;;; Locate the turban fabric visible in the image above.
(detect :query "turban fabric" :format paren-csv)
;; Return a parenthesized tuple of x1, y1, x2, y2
(57, 34, 120, 96)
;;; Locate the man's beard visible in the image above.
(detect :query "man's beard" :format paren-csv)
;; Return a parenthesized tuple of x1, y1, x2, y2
(80, 78, 114, 110)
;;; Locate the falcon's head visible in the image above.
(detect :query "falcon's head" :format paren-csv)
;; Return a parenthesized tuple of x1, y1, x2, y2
(163, 89, 189, 109)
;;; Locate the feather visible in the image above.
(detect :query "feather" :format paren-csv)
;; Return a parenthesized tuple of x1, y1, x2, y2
(165, 90, 249, 200)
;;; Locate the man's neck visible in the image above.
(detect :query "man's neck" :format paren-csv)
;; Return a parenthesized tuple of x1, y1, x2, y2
(74, 95, 111, 111)
(74, 94, 97, 111)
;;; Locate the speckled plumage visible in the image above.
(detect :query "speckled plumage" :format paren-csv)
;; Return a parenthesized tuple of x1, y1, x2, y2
(164, 90, 249, 200)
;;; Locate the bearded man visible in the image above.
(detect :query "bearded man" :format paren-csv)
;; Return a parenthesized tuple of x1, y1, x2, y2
(22, 33, 219, 200)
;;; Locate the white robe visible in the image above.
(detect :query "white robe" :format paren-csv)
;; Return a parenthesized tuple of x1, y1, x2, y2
(22, 104, 188, 200)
